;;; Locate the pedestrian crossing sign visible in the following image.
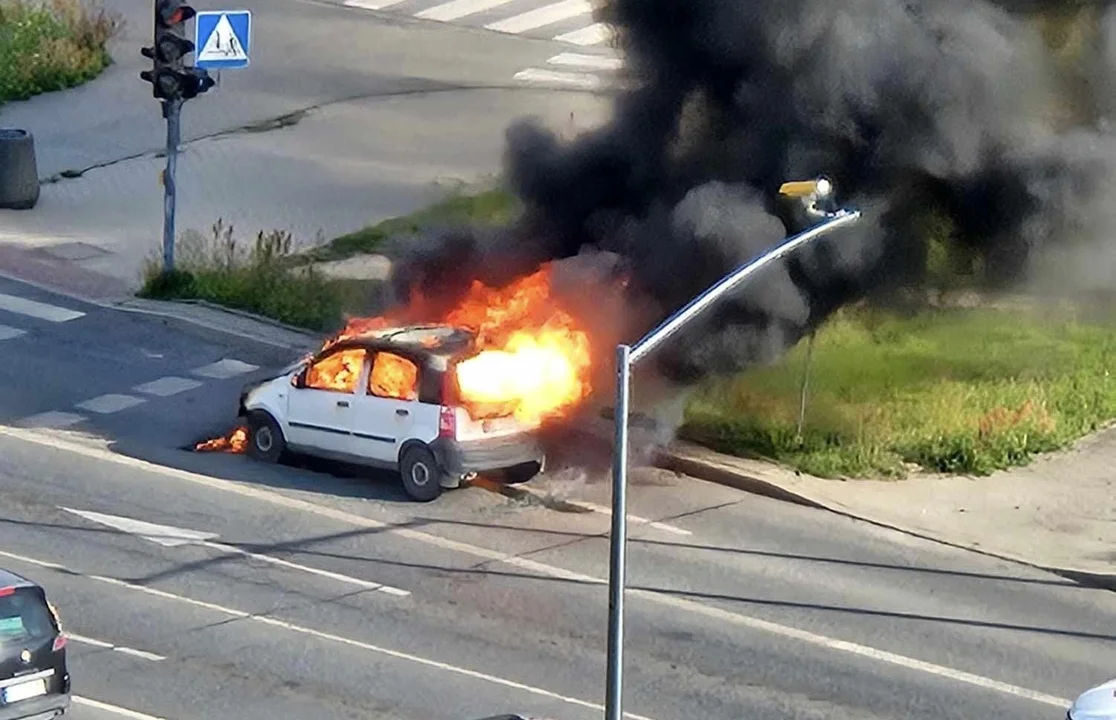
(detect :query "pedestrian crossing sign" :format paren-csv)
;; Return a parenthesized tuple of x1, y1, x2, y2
(194, 10, 251, 70)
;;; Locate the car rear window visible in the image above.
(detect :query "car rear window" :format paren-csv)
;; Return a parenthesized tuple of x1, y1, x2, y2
(0, 588, 55, 643)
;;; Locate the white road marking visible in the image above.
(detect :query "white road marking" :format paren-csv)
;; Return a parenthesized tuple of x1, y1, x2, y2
(200, 539, 411, 596)
(513, 68, 603, 89)
(547, 52, 622, 70)
(0, 548, 656, 720)
(73, 696, 168, 719)
(62, 507, 409, 596)
(486, 0, 592, 33)
(343, 0, 409, 9)
(17, 411, 85, 429)
(415, 0, 517, 22)
(554, 22, 611, 45)
(133, 376, 204, 398)
(191, 358, 260, 379)
(0, 292, 85, 322)
(68, 633, 166, 661)
(0, 426, 1073, 711)
(0, 324, 26, 340)
(573, 501, 692, 536)
(75, 394, 147, 414)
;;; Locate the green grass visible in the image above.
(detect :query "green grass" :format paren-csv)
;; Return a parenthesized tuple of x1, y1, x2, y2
(303, 188, 520, 263)
(138, 220, 349, 333)
(0, 0, 121, 105)
(680, 304, 1116, 478)
(137, 188, 520, 331)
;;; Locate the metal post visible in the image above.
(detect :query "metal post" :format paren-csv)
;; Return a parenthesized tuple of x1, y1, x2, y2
(604, 343, 631, 720)
(162, 98, 183, 272)
(601, 198, 862, 720)
(796, 331, 817, 440)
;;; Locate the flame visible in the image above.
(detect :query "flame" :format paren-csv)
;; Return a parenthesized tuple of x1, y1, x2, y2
(370, 352, 419, 400)
(195, 426, 247, 453)
(333, 264, 594, 425)
(306, 348, 366, 392)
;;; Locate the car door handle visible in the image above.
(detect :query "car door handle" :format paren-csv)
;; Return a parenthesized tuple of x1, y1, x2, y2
(395, 409, 409, 416)
(337, 400, 350, 408)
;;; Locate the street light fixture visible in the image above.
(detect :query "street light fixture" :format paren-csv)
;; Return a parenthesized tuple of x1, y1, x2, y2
(602, 178, 862, 720)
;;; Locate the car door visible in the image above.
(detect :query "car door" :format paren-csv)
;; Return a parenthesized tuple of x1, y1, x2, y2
(285, 347, 368, 456)
(349, 350, 421, 464)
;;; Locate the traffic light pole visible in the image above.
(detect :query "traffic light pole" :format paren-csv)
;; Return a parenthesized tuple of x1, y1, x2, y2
(161, 98, 182, 272)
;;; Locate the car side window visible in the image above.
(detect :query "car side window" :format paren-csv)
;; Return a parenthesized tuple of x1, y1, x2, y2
(368, 352, 419, 401)
(304, 348, 367, 394)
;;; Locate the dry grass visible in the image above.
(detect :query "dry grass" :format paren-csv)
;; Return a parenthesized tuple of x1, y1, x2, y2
(0, 0, 121, 104)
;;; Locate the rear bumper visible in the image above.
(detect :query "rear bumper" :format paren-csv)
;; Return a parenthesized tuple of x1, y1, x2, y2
(432, 435, 545, 475)
(0, 691, 70, 720)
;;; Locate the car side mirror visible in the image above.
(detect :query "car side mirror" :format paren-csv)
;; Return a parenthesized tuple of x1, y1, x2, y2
(292, 368, 307, 389)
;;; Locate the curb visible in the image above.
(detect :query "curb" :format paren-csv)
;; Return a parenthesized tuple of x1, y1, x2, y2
(663, 449, 1116, 592)
(569, 426, 1116, 593)
(3, 262, 1110, 591)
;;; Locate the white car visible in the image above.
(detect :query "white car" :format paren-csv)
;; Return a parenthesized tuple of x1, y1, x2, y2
(237, 325, 546, 501)
(1069, 678, 1116, 719)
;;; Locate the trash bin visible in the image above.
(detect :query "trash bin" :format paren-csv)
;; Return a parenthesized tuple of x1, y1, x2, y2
(0, 128, 41, 210)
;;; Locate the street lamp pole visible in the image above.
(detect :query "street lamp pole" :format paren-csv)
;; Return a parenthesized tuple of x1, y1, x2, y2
(602, 185, 861, 720)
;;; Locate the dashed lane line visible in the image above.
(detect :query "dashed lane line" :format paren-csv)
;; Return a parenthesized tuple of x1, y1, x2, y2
(68, 633, 166, 661)
(0, 548, 658, 720)
(0, 424, 1074, 711)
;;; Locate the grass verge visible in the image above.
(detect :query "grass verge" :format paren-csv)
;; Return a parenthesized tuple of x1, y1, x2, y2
(680, 303, 1116, 478)
(139, 189, 1116, 480)
(0, 0, 121, 105)
(303, 188, 520, 263)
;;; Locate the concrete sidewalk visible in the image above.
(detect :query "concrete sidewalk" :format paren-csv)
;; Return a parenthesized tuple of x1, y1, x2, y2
(0, 0, 611, 293)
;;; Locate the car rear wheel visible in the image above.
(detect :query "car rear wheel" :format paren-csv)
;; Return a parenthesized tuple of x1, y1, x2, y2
(399, 446, 445, 502)
(246, 411, 285, 463)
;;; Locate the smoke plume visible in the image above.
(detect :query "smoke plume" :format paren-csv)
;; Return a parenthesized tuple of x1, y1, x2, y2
(390, 0, 1116, 385)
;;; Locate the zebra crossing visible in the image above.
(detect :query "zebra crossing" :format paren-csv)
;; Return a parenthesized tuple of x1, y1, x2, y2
(0, 288, 262, 431)
(340, 0, 626, 89)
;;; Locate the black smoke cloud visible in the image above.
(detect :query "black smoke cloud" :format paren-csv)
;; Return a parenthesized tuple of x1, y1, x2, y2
(390, 0, 1116, 384)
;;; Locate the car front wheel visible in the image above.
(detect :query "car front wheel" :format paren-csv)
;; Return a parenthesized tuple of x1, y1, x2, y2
(246, 411, 285, 463)
(399, 446, 445, 502)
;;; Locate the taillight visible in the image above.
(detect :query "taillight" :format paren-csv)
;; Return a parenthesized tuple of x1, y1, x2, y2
(439, 406, 456, 439)
(52, 635, 67, 652)
(0, 587, 13, 597)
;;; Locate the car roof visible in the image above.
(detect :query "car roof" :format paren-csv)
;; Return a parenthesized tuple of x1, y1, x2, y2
(0, 568, 37, 591)
(327, 324, 477, 361)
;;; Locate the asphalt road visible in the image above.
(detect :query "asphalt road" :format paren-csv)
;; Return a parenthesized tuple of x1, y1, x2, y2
(0, 276, 1113, 720)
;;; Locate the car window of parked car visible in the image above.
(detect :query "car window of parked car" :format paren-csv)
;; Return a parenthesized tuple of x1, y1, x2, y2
(305, 349, 367, 393)
(368, 352, 419, 401)
(0, 588, 55, 643)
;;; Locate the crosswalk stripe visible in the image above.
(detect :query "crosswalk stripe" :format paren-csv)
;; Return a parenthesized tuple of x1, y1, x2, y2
(553, 21, 611, 45)
(0, 324, 26, 341)
(547, 52, 622, 70)
(485, 0, 592, 33)
(0, 293, 84, 323)
(513, 67, 603, 89)
(343, 0, 409, 9)
(414, 0, 518, 22)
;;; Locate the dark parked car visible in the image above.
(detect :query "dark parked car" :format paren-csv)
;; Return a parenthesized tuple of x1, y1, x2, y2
(0, 569, 70, 719)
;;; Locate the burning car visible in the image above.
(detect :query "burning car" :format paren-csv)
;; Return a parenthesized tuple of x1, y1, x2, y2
(236, 324, 551, 502)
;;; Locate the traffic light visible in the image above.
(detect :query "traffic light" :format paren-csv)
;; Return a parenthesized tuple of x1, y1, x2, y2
(140, 0, 214, 101)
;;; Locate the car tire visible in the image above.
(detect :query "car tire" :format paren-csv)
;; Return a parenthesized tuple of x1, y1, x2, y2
(246, 411, 285, 463)
(399, 446, 444, 502)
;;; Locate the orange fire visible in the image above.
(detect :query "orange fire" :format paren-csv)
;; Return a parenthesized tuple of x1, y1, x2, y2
(338, 264, 594, 425)
(195, 426, 248, 453)
(370, 353, 419, 400)
(307, 348, 366, 392)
